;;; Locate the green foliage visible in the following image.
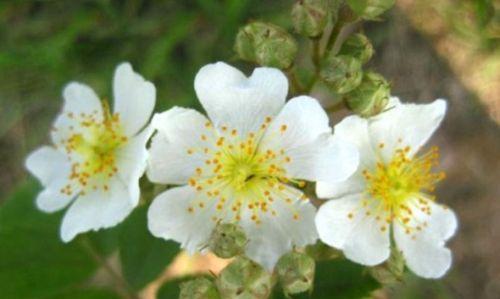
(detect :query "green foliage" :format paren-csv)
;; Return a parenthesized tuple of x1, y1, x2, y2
(0, 180, 106, 298)
(49, 288, 121, 299)
(119, 205, 179, 291)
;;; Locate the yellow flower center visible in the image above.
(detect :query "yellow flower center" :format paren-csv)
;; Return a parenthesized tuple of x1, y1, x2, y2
(59, 102, 127, 195)
(359, 143, 445, 234)
(186, 118, 306, 224)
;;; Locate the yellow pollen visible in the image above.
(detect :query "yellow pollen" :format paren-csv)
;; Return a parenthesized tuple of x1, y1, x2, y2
(364, 145, 445, 231)
(61, 101, 126, 194)
(186, 118, 304, 224)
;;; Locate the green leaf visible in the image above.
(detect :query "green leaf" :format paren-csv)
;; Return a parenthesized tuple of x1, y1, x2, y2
(48, 288, 121, 299)
(119, 205, 179, 291)
(273, 259, 380, 299)
(0, 180, 100, 299)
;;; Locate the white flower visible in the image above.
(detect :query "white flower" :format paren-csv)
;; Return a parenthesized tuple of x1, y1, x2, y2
(25, 63, 156, 242)
(315, 98, 458, 279)
(146, 62, 359, 270)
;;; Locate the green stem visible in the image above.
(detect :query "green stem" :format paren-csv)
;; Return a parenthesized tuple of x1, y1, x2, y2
(325, 20, 344, 55)
(80, 237, 139, 299)
(286, 67, 304, 95)
(311, 36, 322, 72)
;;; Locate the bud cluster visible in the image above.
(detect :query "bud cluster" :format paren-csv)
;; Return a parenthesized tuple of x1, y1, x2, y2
(209, 223, 247, 259)
(292, 0, 340, 38)
(216, 257, 273, 299)
(276, 252, 316, 296)
(234, 22, 297, 69)
(346, 0, 395, 20)
(343, 71, 390, 117)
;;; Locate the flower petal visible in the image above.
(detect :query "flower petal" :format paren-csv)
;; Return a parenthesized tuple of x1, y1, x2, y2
(394, 200, 457, 278)
(241, 186, 318, 270)
(25, 146, 77, 212)
(147, 107, 215, 185)
(315, 194, 390, 266)
(113, 62, 156, 136)
(147, 185, 216, 253)
(115, 125, 153, 206)
(315, 115, 375, 199)
(369, 98, 447, 161)
(25, 146, 68, 186)
(60, 178, 135, 242)
(194, 62, 288, 136)
(260, 96, 358, 182)
(51, 83, 104, 146)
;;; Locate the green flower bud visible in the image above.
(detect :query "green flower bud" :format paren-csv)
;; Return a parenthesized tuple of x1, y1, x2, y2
(216, 257, 272, 299)
(338, 33, 374, 64)
(208, 223, 247, 259)
(320, 54, 363, 94)
(276, 252, 315, 296)
(234, 22, 298, 69)
(344, 71, 390, 117)
(346, 0, 395, 20)
(179, 277, 220, 299)
(369, 248, 405, 285)
(291, 0, 329, 38)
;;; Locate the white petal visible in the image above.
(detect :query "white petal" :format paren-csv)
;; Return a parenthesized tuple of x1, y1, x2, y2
(62, 82, 103, 118)
(394, 200, 457, 279)
(115, 125, 153, 206)
(394, 224, 452, 279)
(147, 107, 215, 184)
(259, 96, 358, 182)
(261, 96, 330, 149)
(147, 186, 216, 253)
(315, 194, 390, 266)
(285, 135, 359, 183)
(60, 179, 136, 242)
(241, 186, 318, 270)
(51, 83, 104, 145)
(25, 146, 68, 186)
(113, 62, 156, 136)
(369, 98, 447, 161)
(315, 115, 375, 199)
(34, 184, 74, 213)
(25, 146, 78, 212)
(194, 62, 288, 136)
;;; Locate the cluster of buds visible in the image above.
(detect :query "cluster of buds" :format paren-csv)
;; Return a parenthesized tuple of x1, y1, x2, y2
(179, 277, 220, 299)
(320, 54, 363, 94)
(291, 0, 342, 38)
(343, 71, 390, 117)
(276, 252, 316, 296)
(346, 0, 395, 20)
(216, 257, 273, 299)
(234, 22, 297, 69)
(208, 223, 247, 259)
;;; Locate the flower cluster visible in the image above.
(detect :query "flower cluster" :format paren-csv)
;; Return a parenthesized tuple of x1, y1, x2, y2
(26, 60, 457, 282)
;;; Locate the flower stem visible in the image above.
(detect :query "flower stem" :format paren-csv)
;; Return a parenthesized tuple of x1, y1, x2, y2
(286, 67, 305, 95)
(80, 236, 139, 299)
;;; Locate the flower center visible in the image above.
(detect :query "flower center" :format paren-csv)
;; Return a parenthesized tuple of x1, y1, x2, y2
(60, 102, 127, 195)
(186, 118, 305, 224)
(360, 143, 445, 233)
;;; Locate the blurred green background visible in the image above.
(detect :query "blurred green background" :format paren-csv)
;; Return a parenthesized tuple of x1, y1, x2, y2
(0, 0, 499, 299)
